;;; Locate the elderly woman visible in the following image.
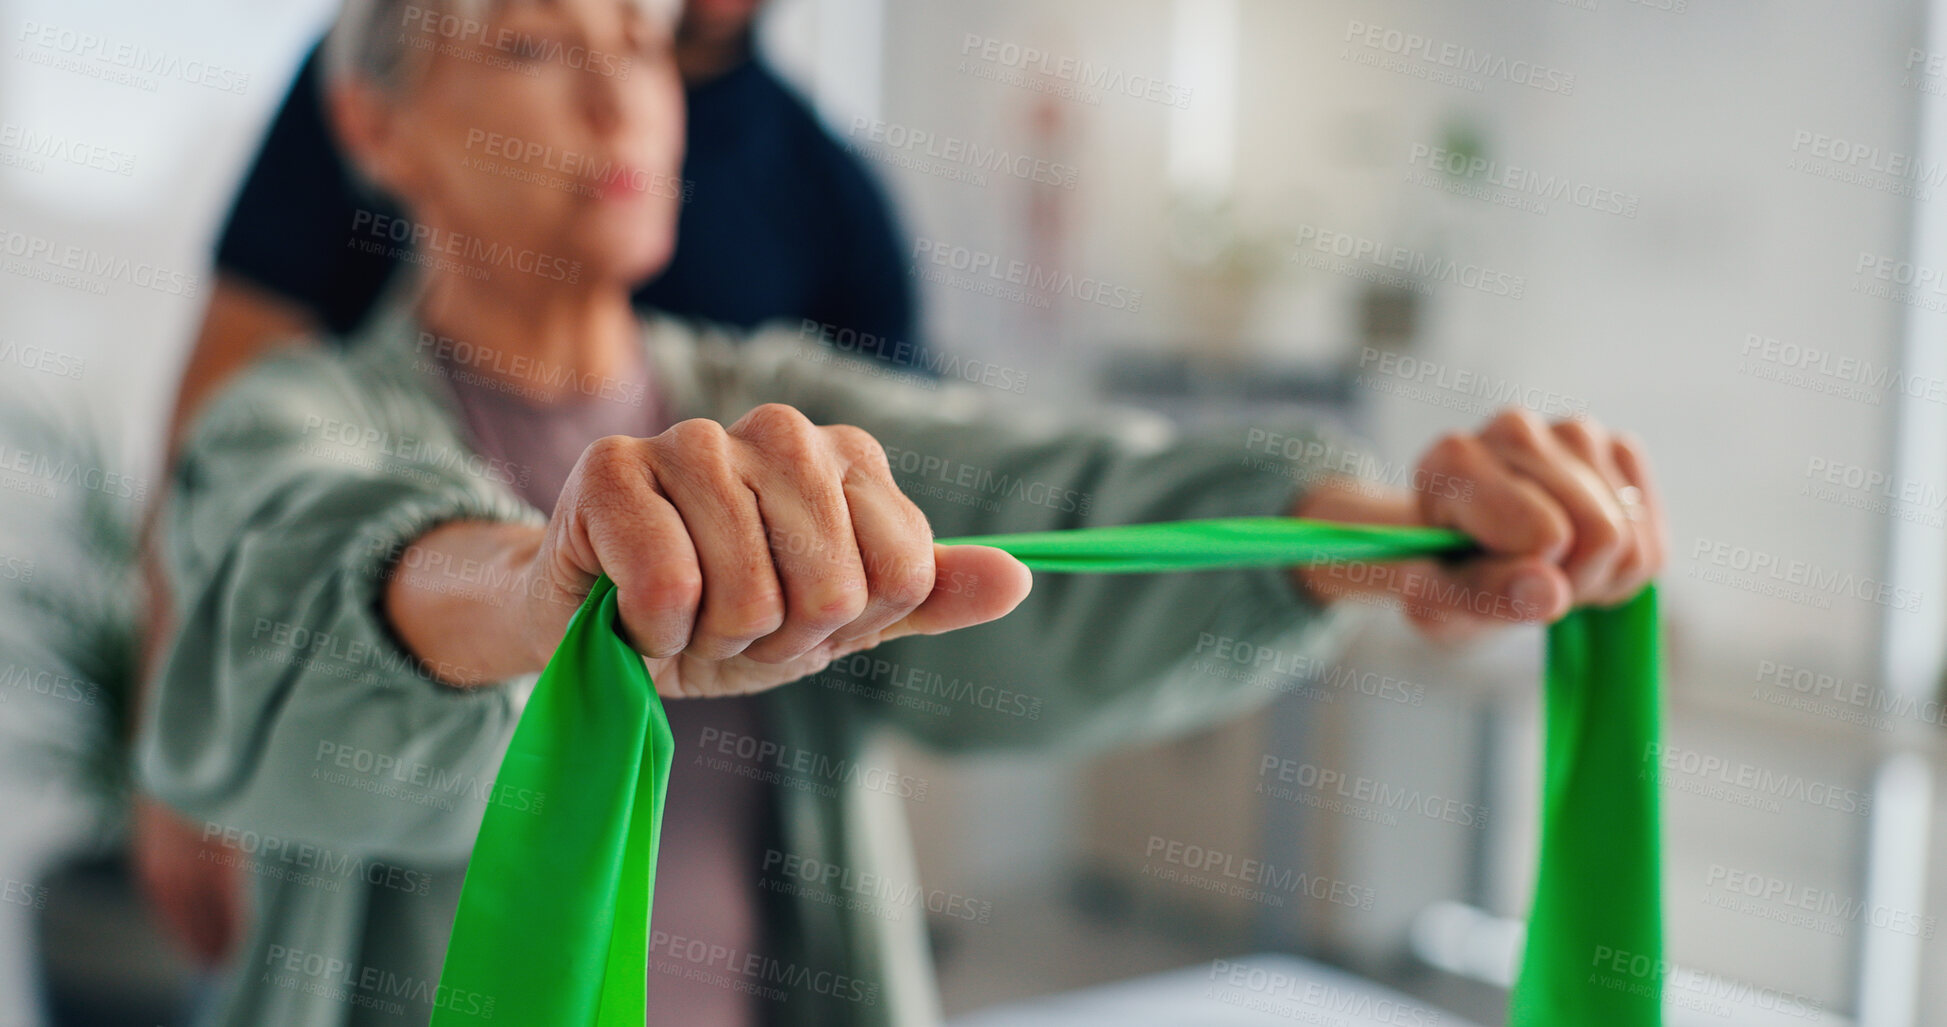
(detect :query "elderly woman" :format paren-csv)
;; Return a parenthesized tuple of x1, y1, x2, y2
(139, 0, 1667, 1024)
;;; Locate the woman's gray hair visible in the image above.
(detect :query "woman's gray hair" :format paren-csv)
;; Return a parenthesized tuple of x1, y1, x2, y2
(324, 0, 678, 95)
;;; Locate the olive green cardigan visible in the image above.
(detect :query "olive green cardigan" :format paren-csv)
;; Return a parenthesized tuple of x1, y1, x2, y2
(139, 302, 1359, 1026)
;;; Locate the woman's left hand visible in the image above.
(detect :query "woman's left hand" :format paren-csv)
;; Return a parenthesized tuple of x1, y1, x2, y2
(1293, 409, 1668, 642)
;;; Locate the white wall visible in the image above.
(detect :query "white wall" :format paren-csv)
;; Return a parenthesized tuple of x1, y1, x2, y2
(872, 0, 1915, 685)
(0, 0, 339, 479)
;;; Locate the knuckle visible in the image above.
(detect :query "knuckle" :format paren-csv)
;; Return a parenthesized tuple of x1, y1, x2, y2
(734, 403, 816, 447)
(629, 568, 703, 618)
(1525, 506, 1575, 555)
(824, 424, 888, 466)
(1576, 513, 1627, 562)
(1550, 419, 1605, 458)
(655, 418, 731, 469)
(664, 417, 727, 444)
(582, 433, 639, 465)
(1484, 408, 1548, 452)
(1422, 432, 1474, 471)
(744, 401, 809, 428)
(764, 429, 823, 470)
(577, 434, 645, 484)
(716, 588, 787, 640)
(869, 552, 936, 608)
(799, 576, 870, 625)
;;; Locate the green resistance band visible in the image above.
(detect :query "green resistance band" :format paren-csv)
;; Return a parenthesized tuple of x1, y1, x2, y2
(430, 516, 1662, 1026)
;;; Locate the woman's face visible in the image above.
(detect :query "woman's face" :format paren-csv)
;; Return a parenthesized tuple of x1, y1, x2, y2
(358, 0, 686, 287)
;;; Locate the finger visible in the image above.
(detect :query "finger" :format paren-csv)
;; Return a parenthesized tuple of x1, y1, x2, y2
(665, 471, 783, 662)
(1480, 410, 1629, 598)
(867, 544, 1032, 643)
(567, 435, 704, 658)
(828, 429, 936, 648)
(1303, 553, 1571, 636)
(583, 485, 704, 659)
(1551, 419, 1650, 606)
(1418, 431, 1573, 561)
(739, 464, 869, 665)
(1609, 431, 1668, 600)
(723, 405, 867, 663)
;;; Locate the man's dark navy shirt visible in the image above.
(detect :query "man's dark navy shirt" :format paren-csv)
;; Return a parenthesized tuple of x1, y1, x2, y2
(216, 46, 922, 370)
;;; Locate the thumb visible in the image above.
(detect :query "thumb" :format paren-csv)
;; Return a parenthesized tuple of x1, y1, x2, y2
(1397, 554, 1571, 642)
(878, 543, 1032, 640)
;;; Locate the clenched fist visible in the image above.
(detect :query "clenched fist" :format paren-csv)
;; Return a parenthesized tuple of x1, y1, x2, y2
(1295, 409, 1667, 642)
(386, 404, 1033, 696)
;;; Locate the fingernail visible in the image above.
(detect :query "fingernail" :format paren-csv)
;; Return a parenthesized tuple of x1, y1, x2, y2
(1511, 574, 1553, 618)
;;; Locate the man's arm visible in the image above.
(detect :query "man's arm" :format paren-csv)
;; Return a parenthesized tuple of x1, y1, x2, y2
(136, 273, 317, 965)
(164, 275, 317, 455)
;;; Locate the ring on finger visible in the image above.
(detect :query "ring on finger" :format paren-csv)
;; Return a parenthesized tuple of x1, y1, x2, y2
(1614, 484, 1645, 522)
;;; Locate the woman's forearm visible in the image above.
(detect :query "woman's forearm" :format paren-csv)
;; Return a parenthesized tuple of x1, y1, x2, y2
(387, 475, 1405, 683)
(383, 520, 552, 687)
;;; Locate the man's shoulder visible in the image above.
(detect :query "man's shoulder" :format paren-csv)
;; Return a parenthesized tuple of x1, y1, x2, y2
(697, 59, 820, 132)
(707, 61, 879, 185)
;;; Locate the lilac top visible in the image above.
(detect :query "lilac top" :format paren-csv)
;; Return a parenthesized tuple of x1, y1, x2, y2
(437, 341, 773, 1026)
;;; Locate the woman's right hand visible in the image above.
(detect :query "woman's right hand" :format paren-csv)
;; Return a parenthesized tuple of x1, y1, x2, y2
(389, 404, 1032, 697)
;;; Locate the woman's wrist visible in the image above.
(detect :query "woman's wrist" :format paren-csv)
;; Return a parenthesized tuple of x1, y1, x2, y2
(382, 520, 554, 687)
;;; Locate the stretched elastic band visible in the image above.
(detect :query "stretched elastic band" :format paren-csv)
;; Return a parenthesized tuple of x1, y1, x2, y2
(434, 517, 1661, 1026)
